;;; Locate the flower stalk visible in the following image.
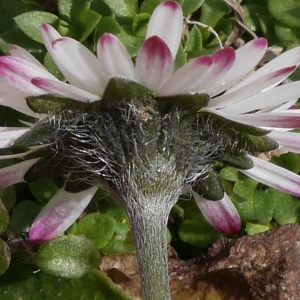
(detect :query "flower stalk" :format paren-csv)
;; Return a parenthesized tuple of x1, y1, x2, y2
(128, 203, 172, 300)
(109, 140, 186, 300)
(107, 184, 178, 300)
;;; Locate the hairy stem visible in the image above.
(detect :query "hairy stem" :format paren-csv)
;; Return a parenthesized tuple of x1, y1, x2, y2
(127, 202, 172, 300)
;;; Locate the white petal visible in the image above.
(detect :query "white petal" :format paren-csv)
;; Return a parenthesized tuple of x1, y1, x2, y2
(0, 158, 39, 189)
(192, 191, 241, 235)
(0, 128, 29, 149)
(219, 77, 300, 114)
(32, 77, 100, 102)
(268, 131, 300, 153)
(211, 38, 268, 95)
(46, 37, 107, 95)
(0, 153, 29, 160)
(0, 56, 55, 95)
(210, 66, 297, 109)
(0, 82, 39, 116)
(136, 36, 174, 91)
(29, 186, 98, 244)
(241, 156, 300, 198)
(97, 33, 136, 81)
(40, 24, 61, 47)
(157, 55, 213, 96)
(207, 109, 300, 129)
(9, 45, 46, 69)
(268, 100, 298, 112)
(193, 48, 236, 95)
(0, 127, 28, 132)
(237, 46, 300, 89)
(146, 1, 183, 58)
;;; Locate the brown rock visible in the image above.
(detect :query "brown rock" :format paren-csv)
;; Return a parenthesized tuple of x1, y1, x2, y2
(100, 224, 300, 299)
(205, 224, 300, 300)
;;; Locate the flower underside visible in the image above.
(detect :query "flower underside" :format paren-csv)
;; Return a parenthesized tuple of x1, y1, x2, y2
(12, 78, 278, 202)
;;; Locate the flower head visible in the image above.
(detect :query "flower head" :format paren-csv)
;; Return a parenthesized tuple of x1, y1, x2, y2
(0, 1, 300, 245)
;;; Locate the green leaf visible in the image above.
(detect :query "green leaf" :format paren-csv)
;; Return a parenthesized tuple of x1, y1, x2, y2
(35, 235, 101, 279)
(199, 0, 229, 43)
(58, 0, 91, 23)
(0, 199, 10, 235)
(100, 221, 135, 255)
(141, 0, 199, 15)
(132, 13, 150, 36)
(0, 239, 10, 276)
(117, 26, 144, 57)
(0, 259, 133, 300)
(274, 21, 300, 46)
(96, 16, 121, 39)
(0, 28, 44, 58)
(77, 213, 116, 249)
(91, 0, 113, 16)
(172, 204, 185, 218)
(182, 0, 205, 15)
(14, 12, 61, 43)
(245, 222, 273, 235)
(185, 26, 203, 59)
(7, 201, 42, 239)
(44, 52, 65, 81)
(237, 172, 258, 189)
(28, 180, 59, 206)
(174, 44, 187, 71)
(235, 186, 275, 225)
(99, 203, 135, 255)
(268, 0, 300, 28)
(0, 105, 34, 127)
(219, 166, 239, 182)
(243, 4, 266, 32)
(257, 13, 282, 46)
(178, 200, 223, 248)
(78, 10, 102, 42)
(270, 152, 300, 174)
(103, 0, 138, 19)
(140, 0, 163, 14)
(0, 0, 41, 33)
(0, 186, 16, 212)
(271, 189, 300, 225)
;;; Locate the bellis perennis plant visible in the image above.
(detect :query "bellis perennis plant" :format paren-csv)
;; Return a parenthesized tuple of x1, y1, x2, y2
(1, 1, 300, 299)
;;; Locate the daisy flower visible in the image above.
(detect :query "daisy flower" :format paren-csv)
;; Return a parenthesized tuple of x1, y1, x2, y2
(1, 1, 300, 298)
(0, 0, 299, 241)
